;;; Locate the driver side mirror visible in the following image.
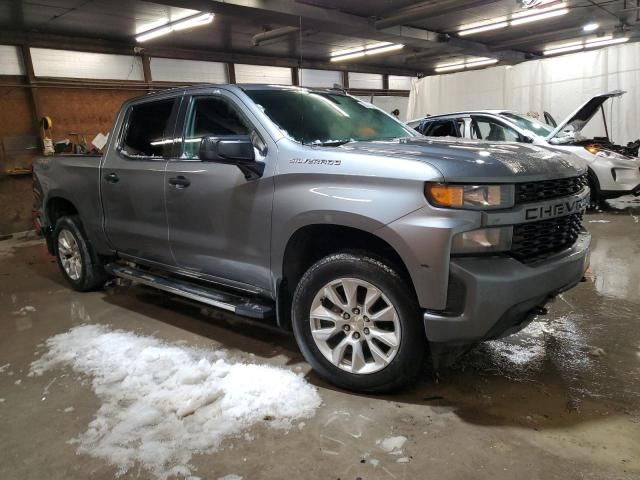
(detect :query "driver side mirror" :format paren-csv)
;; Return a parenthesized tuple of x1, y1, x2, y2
(199, 135, 255, 164)
(199, 135, 264, 180)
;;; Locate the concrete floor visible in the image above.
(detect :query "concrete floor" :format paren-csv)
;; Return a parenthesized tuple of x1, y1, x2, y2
(1, 198, 639, 480)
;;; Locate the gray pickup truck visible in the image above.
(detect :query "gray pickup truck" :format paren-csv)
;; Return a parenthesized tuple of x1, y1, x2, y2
(33, 84, 591, 392)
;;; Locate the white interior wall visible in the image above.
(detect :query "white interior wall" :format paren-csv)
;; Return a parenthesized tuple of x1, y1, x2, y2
(354, 95, 410, 121)
(234, 64, 292, 85)
(0, 45, 25, 75)
(300, 69, 343, 88)
(388, 75, 413, 91)
(150, 58, 227, 83)
(408, 42, 640, 144)
(30, 48, 144, 81)
(348, 72, 383, 90)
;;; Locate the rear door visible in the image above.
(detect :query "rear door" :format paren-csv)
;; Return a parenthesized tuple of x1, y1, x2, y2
(164, 90, 275, 292)
(102, 95, 181, 264)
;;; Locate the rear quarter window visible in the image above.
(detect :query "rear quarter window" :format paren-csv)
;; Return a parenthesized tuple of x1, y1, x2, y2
(120, 99, 176, 158)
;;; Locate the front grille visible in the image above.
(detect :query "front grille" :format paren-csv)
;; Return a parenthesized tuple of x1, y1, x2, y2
(515, 174, 588, 204)
(511, 213, 583, 264)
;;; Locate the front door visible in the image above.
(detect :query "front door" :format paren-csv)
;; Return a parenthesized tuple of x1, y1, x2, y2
(102, 96, 180, 265)
(165, 91, 275, 292)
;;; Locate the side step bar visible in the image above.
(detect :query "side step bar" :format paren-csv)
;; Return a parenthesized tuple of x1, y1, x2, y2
(105, 263, 274, 320)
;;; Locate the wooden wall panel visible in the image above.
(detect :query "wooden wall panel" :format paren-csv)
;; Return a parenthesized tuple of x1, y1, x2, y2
(38, 88, 142, 143)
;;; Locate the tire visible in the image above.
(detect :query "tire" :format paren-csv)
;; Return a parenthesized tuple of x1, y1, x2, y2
(587, 169, 602, 210)
(53, 215, 108, 292)
(291, 253, 426, 393)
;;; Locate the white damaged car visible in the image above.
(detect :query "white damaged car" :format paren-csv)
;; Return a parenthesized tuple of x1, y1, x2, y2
(408, 90, 640, 207)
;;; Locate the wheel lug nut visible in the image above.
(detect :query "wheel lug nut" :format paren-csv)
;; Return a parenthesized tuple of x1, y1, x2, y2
(352, 308, 360, 315)
(364, 328, 369, 335)
(343, 313, 350, 320)
(353, 332, 360, 339)
(343, 325, 350, 332)
(363, 316, 369, 322)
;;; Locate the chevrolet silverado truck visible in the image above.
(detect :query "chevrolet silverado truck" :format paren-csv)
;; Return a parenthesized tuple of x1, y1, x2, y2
(33, 84, 591, 393)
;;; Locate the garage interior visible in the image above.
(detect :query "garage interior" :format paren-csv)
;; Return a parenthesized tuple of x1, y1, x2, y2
(1, 0, 639, 479)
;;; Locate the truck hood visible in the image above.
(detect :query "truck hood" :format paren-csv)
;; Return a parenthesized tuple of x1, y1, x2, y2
(338, 137, 585, 183)
(545, 90, 626, 142)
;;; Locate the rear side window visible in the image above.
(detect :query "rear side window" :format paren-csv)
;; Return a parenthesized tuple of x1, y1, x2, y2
(121, 99, 176, 158)
(423, 120, 459, 137)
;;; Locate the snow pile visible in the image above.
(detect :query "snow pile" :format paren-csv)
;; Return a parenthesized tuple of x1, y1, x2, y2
(30, 325, 322, 479)
(378, 436, 407, 455)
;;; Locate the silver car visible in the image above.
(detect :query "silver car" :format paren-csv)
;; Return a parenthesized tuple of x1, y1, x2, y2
(409, 90, 640, 206)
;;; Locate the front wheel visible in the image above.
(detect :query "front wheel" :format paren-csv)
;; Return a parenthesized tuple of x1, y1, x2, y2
(291, 253, 426, 393)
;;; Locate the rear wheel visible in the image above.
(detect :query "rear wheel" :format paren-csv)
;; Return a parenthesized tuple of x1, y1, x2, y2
(53, 215, 108, 291)
(292, 253, 425, 393)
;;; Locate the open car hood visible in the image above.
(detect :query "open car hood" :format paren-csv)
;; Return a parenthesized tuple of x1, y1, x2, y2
(545, 90, 626, 142)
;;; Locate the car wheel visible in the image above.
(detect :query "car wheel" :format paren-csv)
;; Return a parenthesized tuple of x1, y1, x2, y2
(587, 169, 602, 210)
(292, 252, 426, 393)
(53, 215, 108, 292)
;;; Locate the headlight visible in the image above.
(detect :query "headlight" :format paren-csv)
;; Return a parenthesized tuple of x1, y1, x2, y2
(425, 183, 515, 210)
(585, 145, 631, 160)
(451, 226, 513, 254)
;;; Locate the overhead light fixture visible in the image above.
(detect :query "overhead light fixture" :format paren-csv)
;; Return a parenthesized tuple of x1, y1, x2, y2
(544, 34, 629, 55)
(583, 22, 599, 32)
(136, 12, 214, 42)
(584, 36, 629, 48)
(509, 7, 569, 25)
(435, 57, 498, 73)
(543, 40, 584, 55)
(330, 42, 403, 62)
(458, 2, 568, 36)
(458, 17, 509, 36)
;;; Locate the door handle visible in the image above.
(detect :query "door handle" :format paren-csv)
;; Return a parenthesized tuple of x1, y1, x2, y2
(104, 172, 119, 184)
(168, 176, 191, 188)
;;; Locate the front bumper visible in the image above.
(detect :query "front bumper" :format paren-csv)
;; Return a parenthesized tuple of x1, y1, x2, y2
(423, 231, 590, 345)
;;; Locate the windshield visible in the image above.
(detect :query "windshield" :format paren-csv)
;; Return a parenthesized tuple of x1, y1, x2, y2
(245, 89, 417, 145)
(500, 112, 554, 137)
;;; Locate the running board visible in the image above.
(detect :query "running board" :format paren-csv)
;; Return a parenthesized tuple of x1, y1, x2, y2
(105, 263, 274, 320)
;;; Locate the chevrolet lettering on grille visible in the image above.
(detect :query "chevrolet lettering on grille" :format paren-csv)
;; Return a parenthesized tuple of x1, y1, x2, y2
(524, 196, 589, 221)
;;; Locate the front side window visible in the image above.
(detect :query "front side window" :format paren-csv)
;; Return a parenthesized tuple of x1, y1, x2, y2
(471, 117, 520, 142)
(121, 99, 175, 158)
(244, 89, 416, 146)
(182, 96, 252, 159)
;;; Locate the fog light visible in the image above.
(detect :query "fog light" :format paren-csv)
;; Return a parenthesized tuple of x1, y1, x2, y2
(452, 226, 513, 254)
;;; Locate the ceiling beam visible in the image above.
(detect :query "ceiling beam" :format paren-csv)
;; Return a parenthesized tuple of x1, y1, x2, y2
(150, 0, 527, 62)
(374, 0, 502, 30)
(0, 30, 421, 76)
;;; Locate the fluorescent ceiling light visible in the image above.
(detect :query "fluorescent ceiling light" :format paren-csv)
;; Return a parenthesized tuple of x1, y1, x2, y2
(510, 8, 568, 25)
(459, 21, 508, 36)
(543, 41, 584, 55)
(435, 57, 498, 73)
(136, 12, 214, 42)
(584, 36, 629, 48)
(172, 13, 214, 31)
(458, 2, 568, 36)
(136, 26, 173, 42)
(330, 42, 403, 62)
(330, 51, 366, 62)
(583, 22, 599, 32)
(544, 35, 629, 55)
